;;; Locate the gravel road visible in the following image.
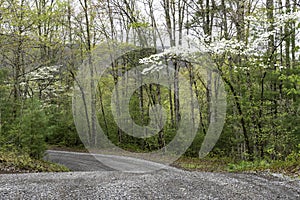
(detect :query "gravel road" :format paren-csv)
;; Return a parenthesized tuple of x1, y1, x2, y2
(0, 151, 299, 199)
(44, 150, 172, 172)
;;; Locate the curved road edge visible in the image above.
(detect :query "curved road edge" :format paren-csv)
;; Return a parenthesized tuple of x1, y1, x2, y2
(44, 150, 179, 173)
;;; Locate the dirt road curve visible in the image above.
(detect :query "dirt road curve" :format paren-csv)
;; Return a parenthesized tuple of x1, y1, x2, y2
(44, 150, 173, 172)
(0, 150, 299, 199)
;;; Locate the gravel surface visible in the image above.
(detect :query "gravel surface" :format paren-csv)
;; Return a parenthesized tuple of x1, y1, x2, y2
(0, 150, 299, 199)
(0, 170, 300, 199)
(44, 150, 175, 172)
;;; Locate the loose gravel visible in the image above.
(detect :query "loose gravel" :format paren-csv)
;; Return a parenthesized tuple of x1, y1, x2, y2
(0, 169, 299, 199)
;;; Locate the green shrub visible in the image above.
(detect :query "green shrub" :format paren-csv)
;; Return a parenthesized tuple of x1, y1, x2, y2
(18, 99, 49, 159)
(1, 99, 48, 159)
(0, 148, 69, 172)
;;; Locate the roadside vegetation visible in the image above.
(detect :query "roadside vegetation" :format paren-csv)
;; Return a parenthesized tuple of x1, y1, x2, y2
(0, 148, 69, 174)
(173, 153, 300, 178)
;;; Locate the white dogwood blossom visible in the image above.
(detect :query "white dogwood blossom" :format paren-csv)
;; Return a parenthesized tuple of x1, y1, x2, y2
(20, 65, 69, 106)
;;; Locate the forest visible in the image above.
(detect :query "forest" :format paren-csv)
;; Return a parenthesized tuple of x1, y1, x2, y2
(0, 0, 299, 171)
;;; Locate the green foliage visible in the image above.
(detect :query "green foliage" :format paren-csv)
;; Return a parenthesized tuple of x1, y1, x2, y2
(46, 103, 81, 147)
(0, 148, 69, 172)
(227, 156, 300, 177)
(129, 22, 149, 29)
(226, 145, 300, 174)
(286, 144, 300, 162)
(227, 160, 271, 172)
(4, 99, 48, 159)
(184, 132, 205, 157)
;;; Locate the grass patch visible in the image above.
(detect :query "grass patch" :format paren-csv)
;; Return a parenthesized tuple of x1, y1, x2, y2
(0, 149, 69, 173)
(227, 159, 300, 177)
(173, 156, 300, 178)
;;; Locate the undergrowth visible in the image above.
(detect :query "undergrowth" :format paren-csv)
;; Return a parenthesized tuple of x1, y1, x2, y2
(0, 149, 69, 173)
(173, 152, 300, 178)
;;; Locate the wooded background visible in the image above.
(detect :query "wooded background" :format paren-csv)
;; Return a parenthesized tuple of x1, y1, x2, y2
(0, 0, 299, 163)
